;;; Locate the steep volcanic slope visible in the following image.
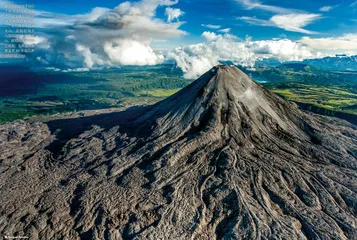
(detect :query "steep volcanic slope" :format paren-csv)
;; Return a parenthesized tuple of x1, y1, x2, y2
(1, 66, 357, 239)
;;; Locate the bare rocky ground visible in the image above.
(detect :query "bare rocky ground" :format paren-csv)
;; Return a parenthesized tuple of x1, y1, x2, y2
(1, 66, 357, 239)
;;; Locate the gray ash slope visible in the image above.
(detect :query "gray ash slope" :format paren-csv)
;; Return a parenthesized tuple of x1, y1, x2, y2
(1, 66, 357, 239)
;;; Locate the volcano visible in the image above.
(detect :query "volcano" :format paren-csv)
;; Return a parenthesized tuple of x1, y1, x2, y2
(1, 66, 357, 239)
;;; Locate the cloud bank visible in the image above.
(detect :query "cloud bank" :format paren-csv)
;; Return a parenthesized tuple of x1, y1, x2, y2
(168, 32, 325, 79)
(299, 34, 357, 54)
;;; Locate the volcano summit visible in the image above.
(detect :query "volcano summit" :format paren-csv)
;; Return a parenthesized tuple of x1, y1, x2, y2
(1, 66, 357, 239)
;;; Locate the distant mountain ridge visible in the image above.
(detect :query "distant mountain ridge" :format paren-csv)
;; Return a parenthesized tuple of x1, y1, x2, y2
(302, 55, 357, 71)
(253, 55, 357, 72)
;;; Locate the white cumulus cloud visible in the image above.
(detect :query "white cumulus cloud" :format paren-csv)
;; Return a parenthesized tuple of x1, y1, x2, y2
(202, 31, 221, 41)
(319, 6, 333, 12)
(104, 39, 164, 65)
(18, 0, 186, 69)
(168, 36, 254, 78)
(247, 38, 320, 61)
(165, 7, 184, 22)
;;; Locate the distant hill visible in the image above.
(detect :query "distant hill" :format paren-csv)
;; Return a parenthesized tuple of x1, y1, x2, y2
(255, 58, 282, 67)
(302, 55, 357, 71)
(276, 63, 318, 72)
(240, 62, 357, 87)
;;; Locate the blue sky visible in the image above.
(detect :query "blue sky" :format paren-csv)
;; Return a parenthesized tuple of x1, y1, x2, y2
(9, 0, 357, 40)
(1, 0, 357, 77)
